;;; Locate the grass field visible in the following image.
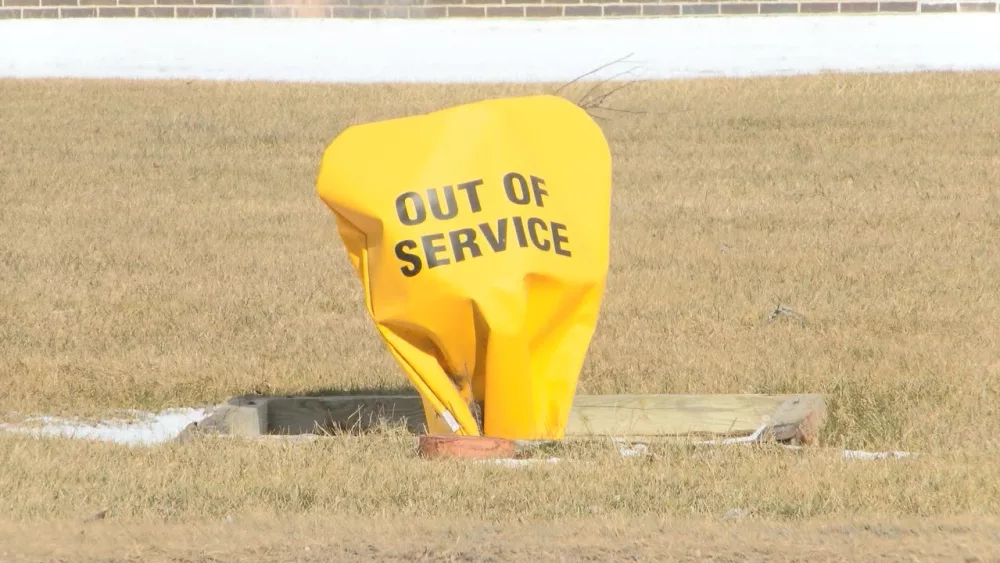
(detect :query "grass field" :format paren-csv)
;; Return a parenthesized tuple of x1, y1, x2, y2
(1, 73, 999, 560)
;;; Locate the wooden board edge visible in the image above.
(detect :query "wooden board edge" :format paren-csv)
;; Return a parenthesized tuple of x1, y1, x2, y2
(177, 395, 270, 440)
(182, 393, 828, 444)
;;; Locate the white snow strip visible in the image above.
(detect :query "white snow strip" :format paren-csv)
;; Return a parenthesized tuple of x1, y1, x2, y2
(473, 442, 916, 467)
(841, 449, 915, 460)
(1, 15, 999, 84)
(612, 437, 650, 457)
(691, 427, 917, 460)
(0, 408, 207, 446)
(475, 457, 562, 467)
(696, 423, 770, 446)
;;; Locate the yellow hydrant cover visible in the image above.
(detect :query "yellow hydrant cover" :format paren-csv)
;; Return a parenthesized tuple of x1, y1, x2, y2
(315, 94, 612, 440)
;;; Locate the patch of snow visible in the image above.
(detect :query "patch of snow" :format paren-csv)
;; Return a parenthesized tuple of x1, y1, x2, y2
(691, 426, 917, 460)
(475, 457, 562, 467)
(0, 408, 207, 446)
(612, 437, 650, 457)
(697, 423, 770, 446)
(842, 449, 915, 461)
(1, 15, 999, 84)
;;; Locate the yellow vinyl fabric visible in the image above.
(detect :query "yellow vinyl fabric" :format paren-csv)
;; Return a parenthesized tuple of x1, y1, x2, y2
(315, 94, 612, 440)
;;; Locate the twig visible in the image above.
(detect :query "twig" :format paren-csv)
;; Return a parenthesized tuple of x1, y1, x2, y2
(577, 70, 641, 109)
(583, 106, 647, 115)
(553, 53, 637, 96)
(551, 54, 647, 121)
(767, 304, 808, 327)
(449, 362, 482, 434)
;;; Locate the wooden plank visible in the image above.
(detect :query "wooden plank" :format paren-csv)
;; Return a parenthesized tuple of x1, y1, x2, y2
(196, 393, 826, 444)
(566, 394, 796, 437)
(195, 395, 267, 436)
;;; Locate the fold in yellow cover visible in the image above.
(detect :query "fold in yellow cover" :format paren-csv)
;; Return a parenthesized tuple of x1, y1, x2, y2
(316, 94, 612, 440)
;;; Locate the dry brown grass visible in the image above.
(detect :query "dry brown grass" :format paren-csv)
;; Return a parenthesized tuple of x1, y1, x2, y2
(3, 73, 998, 452)
(2, 430, 1000, 560)
(6, 511, 1000, 562)
(5, 430, 1000, 522)
(1, 74, 1000, 557)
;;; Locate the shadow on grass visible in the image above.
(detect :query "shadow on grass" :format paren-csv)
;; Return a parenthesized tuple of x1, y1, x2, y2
(229, 386, 420, 401)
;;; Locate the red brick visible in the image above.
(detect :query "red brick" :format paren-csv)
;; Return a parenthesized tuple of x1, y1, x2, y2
(251, 5, 290, 14)
(486, 4, 523, 13)
(24, 6, 59, 13)
(448, 5, 485, 14)
(920, 1, 956, 8)
(959, 1, 997, 9)
(681, 2, 718, 12)
(799, 1, 836, 11)
(175, 5, 211, 14)
(604, 3, 639, 13)
(216, 5, 251, 14)
(564, 3, 599, 13)
(407, 5, 446, 15)
(878, 1, 916, 9)
(59, 6, 96, 14)
(525, 4, 562, 13)
(289, 4, 323, 14)
(642, 3, 679, 13)
(369, 5, 407, 14)
(760, 1, 795, 11)
(60, 6, 97, 13)
(330, 5, 369, 14)
(721, 1, 757, 12)
(98, 5, 135, 13)
(0, 6, 22, 14)
(840, 1, 877, 10)
(137, 6, 174, 14)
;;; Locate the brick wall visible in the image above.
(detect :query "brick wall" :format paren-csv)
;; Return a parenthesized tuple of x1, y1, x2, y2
(0, 0, 996, 19)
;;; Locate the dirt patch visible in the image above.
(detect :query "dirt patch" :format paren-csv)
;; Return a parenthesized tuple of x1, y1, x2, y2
(4, 513, 1000, 562)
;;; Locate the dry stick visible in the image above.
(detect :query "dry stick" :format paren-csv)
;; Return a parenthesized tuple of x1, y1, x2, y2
(577, 68, 641, 109)
(579, 77, 644, 120)
(447, 362, 482, 435)
(767, 304, 808, 327)
(587, 106, 648, 116)
(581, 80, 644, 117)
(558, 55, 703, 119)
(584, 74, 643, 107)
(551, 54, 648, 120)
(553, 53, 637, 96)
